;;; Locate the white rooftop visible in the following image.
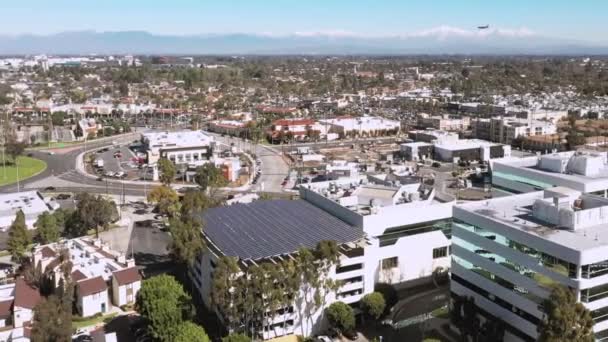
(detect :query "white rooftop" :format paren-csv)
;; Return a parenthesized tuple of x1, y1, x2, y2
(143, 130, 214, 149)
(0, 191, 51, 229)
(434, 138, 500, 151)
(456, 188, 608, 253)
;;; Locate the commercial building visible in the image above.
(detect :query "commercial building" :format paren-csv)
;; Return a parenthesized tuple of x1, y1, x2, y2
(32, 237, 141, 317)
(404, 130, 511, 162)
(208, 120, 248, 136)
(417, 114, 471, 131)
(142, 130, 215, 166)
(319, 116, 400, 137)
(191, 175, 454, 339)
(491, 150, 608, 195)
(433, 138, 511, 163)
(472, 118, 557, 145)
(452, 187, 608, 341)
(0, 191, 58, 231)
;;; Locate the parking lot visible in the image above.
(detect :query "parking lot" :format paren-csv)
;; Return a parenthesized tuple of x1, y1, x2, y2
(91, 143, 149, 181)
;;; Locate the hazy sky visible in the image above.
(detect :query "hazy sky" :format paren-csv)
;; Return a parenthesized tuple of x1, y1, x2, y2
(2, 0, 607, 42)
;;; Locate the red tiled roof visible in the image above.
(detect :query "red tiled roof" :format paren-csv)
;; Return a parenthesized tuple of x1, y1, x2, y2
(14, 278, 41, 310)
(273, 119, 315, 127)
(71, 270, 87, 282)
(77, 276, 107, 297)
(40, 246, 56, 259)
(112, 267, 141, 286)
(0, 300, 13, 319)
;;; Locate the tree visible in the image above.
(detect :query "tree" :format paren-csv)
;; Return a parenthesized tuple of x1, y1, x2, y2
(30, 294, 72, 342)
(7, 210, 32, 262)
(174, 322, 210, 342)
(222, 333, 252, 342)
(325, 301, 355, 334)
(211, 256, 241, 331)
(148, 185, 180, 217)
(136, 275, 192, 342)
(167, 217, 204, 267)
(71, 193, 117, 238)
(35, 211, 60, 244)
(180, 189, 216, 219)
(5, 137, 25, 163)
(157, 158, 176, 186)
(539, 284, 594, 342)
(194, 163, 227, 193)
(361, 292, 386, 320)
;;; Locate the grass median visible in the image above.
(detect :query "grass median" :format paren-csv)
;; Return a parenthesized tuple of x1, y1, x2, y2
(0, 156, 47, 187)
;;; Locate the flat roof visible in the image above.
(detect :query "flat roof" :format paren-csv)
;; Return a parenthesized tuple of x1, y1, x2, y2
(143, 130, 213, 149)
(201, 200, 363, 260)
(456, 191, 608, 252)
(0, 191, 51, 227)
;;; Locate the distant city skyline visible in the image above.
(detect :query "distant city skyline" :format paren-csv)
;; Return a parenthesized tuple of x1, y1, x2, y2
(2, 0, 608, 43)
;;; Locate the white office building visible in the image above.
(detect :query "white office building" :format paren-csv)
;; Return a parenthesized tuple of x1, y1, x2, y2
(319, 116, 400, 137)
(191, 175, 454, 340)
(0, 191, 58, 231)
(142, 130, 215, 169)
(472, 117, 557, 145)
(452, 187, 608, 341)
(492, 150, 608, 195)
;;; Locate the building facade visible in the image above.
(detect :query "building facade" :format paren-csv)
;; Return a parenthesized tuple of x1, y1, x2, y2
(452, 187, 608, 341)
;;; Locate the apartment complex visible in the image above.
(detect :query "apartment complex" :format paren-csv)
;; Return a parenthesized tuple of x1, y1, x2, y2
(0, 278, 41, 341)
(472, 118, 557, 145)
(452, 187, 608, 341)
(32, 237, 141, 317)
(191, 176, 455, 340)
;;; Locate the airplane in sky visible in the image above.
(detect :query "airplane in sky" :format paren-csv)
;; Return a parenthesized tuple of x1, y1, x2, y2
(477, 25, 489, 30)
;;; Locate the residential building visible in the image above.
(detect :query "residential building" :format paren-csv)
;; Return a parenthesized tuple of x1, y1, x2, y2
(0, 278, 40, 342)
(0, 191, 58, 231)
(208, 120, 247, 136)
(472, 118, 557, 145)
(491, 150, 608, 195)
(191, 175, 454, 340)
(142, 130, 215, 166)
(32, 237, 141, 317)
(268, 119, 324, 141)
(451, 187, 608, 341)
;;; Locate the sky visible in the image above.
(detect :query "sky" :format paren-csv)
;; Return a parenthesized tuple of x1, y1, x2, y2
(2, 0, 607, 43)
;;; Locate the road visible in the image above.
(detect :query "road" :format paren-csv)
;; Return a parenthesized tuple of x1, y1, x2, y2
(206, 134, 290, 193)
(0, 130, 291, 196)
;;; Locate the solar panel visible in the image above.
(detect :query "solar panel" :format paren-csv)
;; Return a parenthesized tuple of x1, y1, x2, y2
(201, 200, 363, 260)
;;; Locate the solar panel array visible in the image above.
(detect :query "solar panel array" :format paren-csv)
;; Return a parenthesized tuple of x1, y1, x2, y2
(201, 200, 363, 260)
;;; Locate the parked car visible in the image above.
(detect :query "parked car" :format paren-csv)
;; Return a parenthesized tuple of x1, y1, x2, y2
(56, 193, 71, 200)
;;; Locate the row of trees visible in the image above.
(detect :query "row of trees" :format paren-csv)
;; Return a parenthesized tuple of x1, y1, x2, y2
(211, 241, 341, 339)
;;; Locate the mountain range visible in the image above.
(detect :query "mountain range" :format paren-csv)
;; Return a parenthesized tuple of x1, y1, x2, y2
(1, 28, 607, 55)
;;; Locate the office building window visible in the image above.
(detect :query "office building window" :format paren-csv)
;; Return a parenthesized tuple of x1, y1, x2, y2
(433, 246, 448, 259)
(381, 257, 398, 270)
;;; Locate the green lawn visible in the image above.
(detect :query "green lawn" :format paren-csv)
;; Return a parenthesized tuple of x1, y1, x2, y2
(72, 312, 118, 329)
(0, 156, 47, 187)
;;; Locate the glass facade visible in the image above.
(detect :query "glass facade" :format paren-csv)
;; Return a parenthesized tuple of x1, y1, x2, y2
(453, 220, 577, 278)
(453, 235, 559, 290)
(453, 255, 544, 305)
